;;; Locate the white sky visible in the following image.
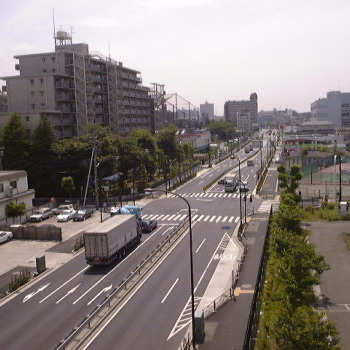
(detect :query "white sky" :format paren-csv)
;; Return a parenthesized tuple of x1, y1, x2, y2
(1, 0, 350, 115)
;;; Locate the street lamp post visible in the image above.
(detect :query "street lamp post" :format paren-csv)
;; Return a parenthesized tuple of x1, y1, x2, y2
(144, 188, 196, 349)
(338, 155, 342, 202)
(233, 156, 243, 230)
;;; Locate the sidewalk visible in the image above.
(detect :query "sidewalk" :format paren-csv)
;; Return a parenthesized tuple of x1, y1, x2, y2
(198, 164, 279, 350)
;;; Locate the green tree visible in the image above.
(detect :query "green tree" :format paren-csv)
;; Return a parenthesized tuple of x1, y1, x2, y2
(207, 120, 235, 141)
(61, 176, 76, 198)
(278, 164, 302, 194)
(6, 202, 26, 223)
(1, 114, 30, 170)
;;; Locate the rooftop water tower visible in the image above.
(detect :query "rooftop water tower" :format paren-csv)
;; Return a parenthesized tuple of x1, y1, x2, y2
(55, 30, 72, 46)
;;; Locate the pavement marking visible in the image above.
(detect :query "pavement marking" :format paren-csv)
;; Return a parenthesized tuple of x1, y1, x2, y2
(173, 214, 182, 221)
(209, 216, 216, 222)
(228, 217, 234, 223)
(234, 217, 240, 223)
(209, 174, 213, 177)
(87, 284, 113, 306)
(203, 215, 210, 222)
(208, 193, 214, 198)
(218, 193, 223, 198)
(192, 214, 198, 221)
(39, 267, 89, 303)
(194, 193, 200, 197)
(234, 287, 254, 296)
(179, 214, 187, 221)
(196, 238, 206, 253)
(142, 214, 149, 219)
(161, 278, 179, 304)
(222, 216, 228, 222)
(23, 283, 51, 303)
(215, 216, 222, 223)
(167, 214, 176, 221)
(198, 180, 204, 184)
(157, 214, 164, 220)
(197, 215, 204, 221)
(57, 284, 81, 304)
(213, 193, 218, 198)
(149, 214, 159, 220)
(162, 226, 174, 236)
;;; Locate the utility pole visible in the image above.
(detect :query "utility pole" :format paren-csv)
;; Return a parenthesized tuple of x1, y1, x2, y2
(93, 142, 99, 211)
(339, 155, 342, 202)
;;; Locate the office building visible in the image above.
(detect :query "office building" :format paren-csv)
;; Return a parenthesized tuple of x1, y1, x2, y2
(311, 91, 350, 128)
(0, 31, 154, 137)
(224, 93, 258, 129)
(200, 102, 214, 120)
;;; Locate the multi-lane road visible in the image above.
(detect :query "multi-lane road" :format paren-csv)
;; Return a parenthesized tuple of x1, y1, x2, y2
(0, 141, 270, 350)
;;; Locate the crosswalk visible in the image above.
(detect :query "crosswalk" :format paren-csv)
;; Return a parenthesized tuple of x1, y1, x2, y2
(142, 213, 240, 224)
(167, 192, 241, 199)
(258, 200, 279, 213)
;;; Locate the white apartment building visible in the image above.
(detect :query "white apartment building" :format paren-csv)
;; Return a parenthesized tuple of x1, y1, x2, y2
(224, 93, 258, 128)
(0, 170, 35, 224)
(0, 31, 154, 138)
(311, 91, 350, 128)
(177, 129, 211, 152)
(236, 112, 251, 132)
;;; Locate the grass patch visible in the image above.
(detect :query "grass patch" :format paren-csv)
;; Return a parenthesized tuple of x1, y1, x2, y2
(342, 232, 350, 250)
(304, 204, 341, 221)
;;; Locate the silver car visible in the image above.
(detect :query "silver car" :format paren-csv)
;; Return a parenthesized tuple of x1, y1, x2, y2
(30, 208, 52, 222)
(0, 231, 13, 244)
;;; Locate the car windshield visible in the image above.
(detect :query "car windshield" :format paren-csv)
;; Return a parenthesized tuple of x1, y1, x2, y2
(61, 210, 70, 215)
(77, 210, 85, 214)
(0, 233, 6, 237)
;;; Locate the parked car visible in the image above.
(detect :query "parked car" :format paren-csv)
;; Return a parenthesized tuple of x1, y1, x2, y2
(239, 181, 249, 193)
(57, 208, 76, 222)
(29, 207, 52, 222)
(247, 160, 254, 166)
(0, 231, 13, 244)
(218, 179, 226, 185)
(141, 219, 158, 233)
(73, 209, 93, 221)
(52, 204, 74, 215)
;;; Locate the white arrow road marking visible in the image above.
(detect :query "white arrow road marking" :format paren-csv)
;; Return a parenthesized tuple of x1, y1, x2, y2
(23, 283, 51, 303)
(87, 284, 113, 306)
(56, 284, 81, 304)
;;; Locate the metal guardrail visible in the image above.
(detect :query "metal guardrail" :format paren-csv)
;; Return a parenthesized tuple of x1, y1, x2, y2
(56, 219, 190, 350)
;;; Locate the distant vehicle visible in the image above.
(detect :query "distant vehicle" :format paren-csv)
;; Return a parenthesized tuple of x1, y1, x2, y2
(239, 181, 249, 193)
(83, 214, 141, 265)
(141, 219, 158, 233)
(52, 204, 74, 215)
(244, 146, 249, 153)
(73, 209, 93, 221)
(218, 179, 226, 185)
(57, 208, 76, 222)
(249, 145, 253, 151)
(0, 231, 13, 244)
(224, 175, 238, 192)
(247, 160, 254, 166)
(30, 207, 52, 222)
(110, 205, 142, 220)
(274, 156, 280, 163)
(230, 155, 235, 159)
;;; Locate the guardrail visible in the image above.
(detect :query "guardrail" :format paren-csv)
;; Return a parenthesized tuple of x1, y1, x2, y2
(56, 219, 190, 350)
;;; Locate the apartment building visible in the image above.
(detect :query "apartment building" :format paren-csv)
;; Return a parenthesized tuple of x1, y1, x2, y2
(0, 31, 154, 137)
(311, 91, 350, 128)
(236, 112, 251, 132)
(200, 101, 214, 120)
(224, 93, 258, 129)
(0, 170, 35, 224)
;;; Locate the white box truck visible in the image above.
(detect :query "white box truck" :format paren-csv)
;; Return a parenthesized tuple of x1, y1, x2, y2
(83, 214, 141, 265)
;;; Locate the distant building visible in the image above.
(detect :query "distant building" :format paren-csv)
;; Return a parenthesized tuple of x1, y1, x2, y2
(236, 112, 251, 132)
(0, 31, 154, 137)
(300, 120, 335, 134)
(0, 89, 7, 112)
(200, 101, 214, 120)
(224, 93, 258, 129)
(177, 129, 211, 152)
(0, 170, 35, 224)
(311, 91, 350, 128)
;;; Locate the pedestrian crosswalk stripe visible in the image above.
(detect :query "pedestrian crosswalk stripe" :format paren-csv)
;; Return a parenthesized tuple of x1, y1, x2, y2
(192, 214, 199, 221)
(228, 217, 234, 223)
(168, 214, 176, 220)
(173, 214, 182, 221)
(222, 216, 228, 222)
(150, 214, 159, 220)
(223, 194, 228, 197)
(143, 214, 149, 219)
(163, 214, 170, 220)
(179, 214, 187, 221)
(194, 193, 200, 197)
(209, 216, 216, 222)
(216, 216, 222, 223)
(203, 215, 210, 222)
(144, 214, 239, 224)
(208, 193, 213, 198)
(157, 215, 164, 220)
(234, 217, 240, 223)
(197, 215, 204, 221)
(213, 193, 218, 198)
(218, 193, 223, 198)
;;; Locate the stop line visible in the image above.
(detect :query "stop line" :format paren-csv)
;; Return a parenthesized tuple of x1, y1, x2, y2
(142, 213, 240, 224)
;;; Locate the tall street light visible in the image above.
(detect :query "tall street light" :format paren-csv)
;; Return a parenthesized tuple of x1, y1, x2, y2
(338, 155, 342, 202)
(232, 155, 243, 230)
(144, 188, 196, 349)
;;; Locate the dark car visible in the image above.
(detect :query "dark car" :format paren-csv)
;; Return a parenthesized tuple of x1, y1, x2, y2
(141, 219, 157, 233)
(73, 209, 93, 221)
(218, 179, 226, 185)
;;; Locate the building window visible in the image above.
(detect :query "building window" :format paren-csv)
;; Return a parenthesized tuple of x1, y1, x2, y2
(0, 184, 3, 192)
(41, 103, 45, 107)
(42, 57, 46, 62)
(40, 79, 43, 84)
(52, 57, 55, 62)
(31, 104, 35, 110)
(30, 91, 35, 97)
(30, 79, 34, 86)
(43, 69, 47, 74)
(10, 180, 17, 189)
(52, 69, 56, 73)
(26, 116, 30, 122)
(40, 91, 44, 96)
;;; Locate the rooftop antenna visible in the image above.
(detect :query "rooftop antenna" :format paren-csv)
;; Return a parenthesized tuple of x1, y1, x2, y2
(70, 26, 75, 43)
(52, 9, 56, 46)
(108, 41, 111, 60)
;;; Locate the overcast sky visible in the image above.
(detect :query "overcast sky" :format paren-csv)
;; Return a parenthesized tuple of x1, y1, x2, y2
(1, 0, 350, 115)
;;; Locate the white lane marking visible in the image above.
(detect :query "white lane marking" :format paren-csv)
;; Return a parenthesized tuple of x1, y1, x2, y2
(228, 217, 234, 223)
(218, 193, 223, 198)
(40, 267, 88, 303)
(216, 216, 222, 223)
(87, 284, 113, 306)
(179, 214, 187, 221)
(161, 278, 179, 304)
(162, 215, 170, 220)
(162, 226, 174, 236)
(196, 238, 206, 253)
(83, 222, 198, 350)
(197, 215, 204, 221)
(234, 217, 240, 223)
(198, 181, 204, 185)
(56, 284, 81, 304)
(173, 214, 182, 221)
(213, 193, 218, 198)
(192, 214, 198, 221)
(208, 193, 213, 198)
(151, 214, 160, 220)
(167, 215, 176, 221)
(209, 216, 216, 222)
(203, 215, 210, 222)
(222, 216, 228, 222)
(23, 283, 51, 303)
(209, 174, 214, 177)
(194, 193, 200, 197)
(142, 214, 149, 219)
(223, 194, 228, 197)
(157, 215, 164, 220)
